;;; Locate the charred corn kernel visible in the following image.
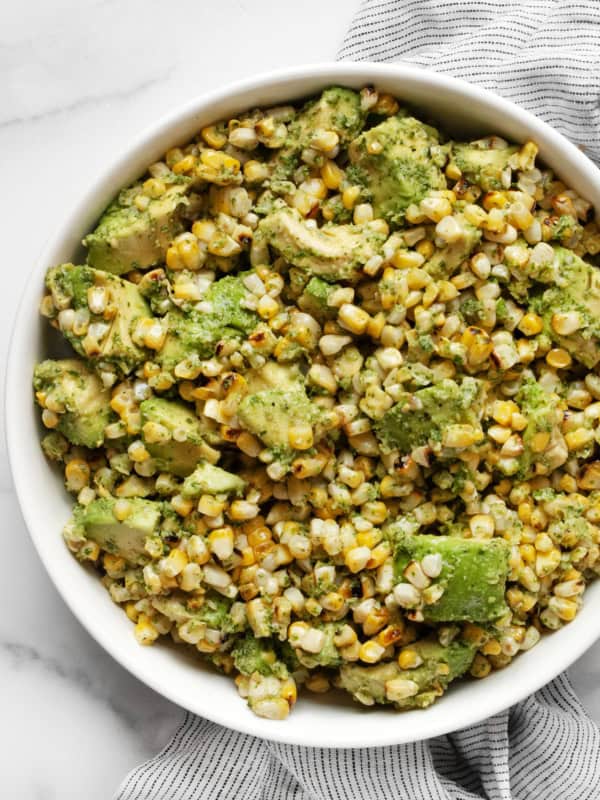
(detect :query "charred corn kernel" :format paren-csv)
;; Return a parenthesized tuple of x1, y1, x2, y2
(385, 677, 419, 701)
(135, 614, 159, 646)
(565, 428, 595, 451)
(321, 159, 344, 189)
(338, 304, 370, 335)
(359, 640, 386, 664)
(546, 348, 572, 369)
(342, 185, 361, 210)
(208, 527, 235, 560)
(398, 648, 423, 669)
(461, 326, 493, 365)
(171, 494, 195, 517)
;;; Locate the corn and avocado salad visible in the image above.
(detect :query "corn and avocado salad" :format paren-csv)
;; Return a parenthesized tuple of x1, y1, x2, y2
(34, 86, 600, 720)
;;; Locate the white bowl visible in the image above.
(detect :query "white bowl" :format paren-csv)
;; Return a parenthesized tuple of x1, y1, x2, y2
(8, 63, 600, 748)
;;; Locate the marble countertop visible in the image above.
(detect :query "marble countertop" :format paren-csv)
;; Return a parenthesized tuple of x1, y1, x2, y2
(2, 1, 600, 797)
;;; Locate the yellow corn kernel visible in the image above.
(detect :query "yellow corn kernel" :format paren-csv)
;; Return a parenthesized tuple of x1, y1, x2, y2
(565, 428, 595, 451)
(358, 640, 386, 664)
(124, 602, 140, 623)
(470, 653, 491, 678)
(171, 494, 195, 517)
(229, 500, 260, 521)
(530, 431, 551, 453)
(200, 149, 241, 173)
(65, 459, 90, 492)
(518, 312, 543, 337)
(398, 648, 423, 670)
(546, 348, 572, 369)
(208, 527, 235, 561)
(201, 125, 227, 149)
(481, 639, 502, 656)
(243, 160, 270, 183)
(345, 546, 372, 573)
(416, 239, 435, 259)
(492, 400, 519, 427)
(163, 548, 189, 577)
(134, 614, 159, 646)
(103, 553, 126, 575)
(321, 159, 344, 190)
(338, 303, 370, 335)
(288, 423, 314, 450)
(385, 677, 419, 701)
(342, 185, 361, 210)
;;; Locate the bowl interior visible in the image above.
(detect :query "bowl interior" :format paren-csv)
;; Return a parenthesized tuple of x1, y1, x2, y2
(8, 63, 600, 748)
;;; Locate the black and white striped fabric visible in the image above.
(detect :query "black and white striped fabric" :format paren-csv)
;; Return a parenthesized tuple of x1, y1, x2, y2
(339, 0, 600, 163)
(116, 674, 600, 799)
(116, 3, 600, 797)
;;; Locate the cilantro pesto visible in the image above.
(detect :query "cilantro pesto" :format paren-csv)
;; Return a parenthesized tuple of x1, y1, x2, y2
(34, 85, 600, 721)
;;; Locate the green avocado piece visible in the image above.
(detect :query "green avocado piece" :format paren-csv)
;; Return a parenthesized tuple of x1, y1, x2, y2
(451, 141, 519, 191)
(181, 461, 246, 498)
(33, 358, 114, 449)
(72, 496, 162, 564)
(244, 361, 304, 395)
(273, 87, 366, 180)
(237, 387, 322, 456)
(83, 179, 190, 274)
(389, 530, 510, 623)
(424, 215, 481, 279)
(156, 273, 258, 370)
(151, 591, 244, 634)
(232, 635, 289, 678)
(374, 377, 485, 454)
(338, 639, 476, 709)
(140, 397, 217, 477)
(258, 207, 385, 283)
(530, 247, 600, 368)
(347, 115, 447, 225)
(46, 264, 151, 375)
(298, 276, 339, 320)
(511, 380, 567, 479)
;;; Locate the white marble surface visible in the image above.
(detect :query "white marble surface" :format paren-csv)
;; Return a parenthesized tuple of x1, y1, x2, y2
(2, 1, 600, 797)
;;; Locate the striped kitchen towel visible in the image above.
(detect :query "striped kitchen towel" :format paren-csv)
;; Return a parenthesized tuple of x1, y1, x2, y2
(116, 2, 600, 798)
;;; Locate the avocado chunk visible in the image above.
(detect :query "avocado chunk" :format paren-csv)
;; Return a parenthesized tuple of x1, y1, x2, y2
(424, 215, 481, 279)
(181, 461, 246, 498)
(140, 397, 217, 477)
(156, 274, 258, 370)
(389, 530, 510, 623)
(298, 276, 340, 320)
(46, 264, 151, 375)
(347, 115, 447, 225)
(33, 359, 114, 449)
(83, 179, 190, 274)
(450, 140, 519, 191)
(244, 361, 304, 394)
(152, 591, 244, 634)
(259, 207, 385, 283)
(374, 377, 486, 455)
(530, 247, 600, 368)
(512, 380, 567, 478)
(72, 496, 162, 564)
(273, 87, 366, 179)
(232, 635, 289, 678)
(338, 639, 476, 709)
(237, 387, 322, 457)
